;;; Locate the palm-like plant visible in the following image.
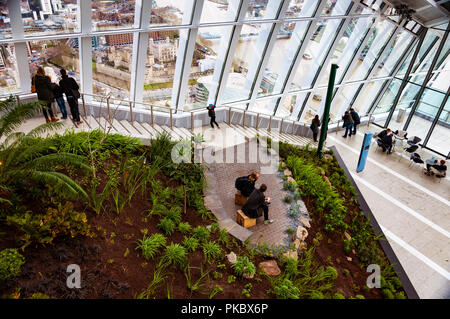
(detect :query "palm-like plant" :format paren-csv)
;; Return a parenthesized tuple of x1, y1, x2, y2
(0, 96, 91, 204)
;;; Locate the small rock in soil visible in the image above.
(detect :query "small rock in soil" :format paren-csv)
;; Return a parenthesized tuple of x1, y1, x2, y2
(226, 251, 237, 264)
(284, 169, 292, 176)
(296, 226, 308, 241)
(346, 257, 352, 262)
(336, 258, 341, 264)
(243, 272, 254, 279)
(287, 176, 296, 184)
(324, 154, 333, 161)
(299, 216, 311, 228)
(259, 260, 281, 276)
(344, 232, 351, 240)
(282, 250, 298, 260)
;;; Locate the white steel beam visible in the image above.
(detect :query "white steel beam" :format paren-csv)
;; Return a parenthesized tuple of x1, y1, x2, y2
(130, 0, 152, 104)
(78, 0, 93, 99)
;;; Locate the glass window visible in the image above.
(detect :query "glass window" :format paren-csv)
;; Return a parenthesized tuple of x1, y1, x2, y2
(92, 34, 132, 100)
(0, 1, 11, 39)
(221, 23, 273, 104)
(0, 44, 20, 94)
(29, 39, 79, 84)
(290, 17, 344, 91)
(372, 78, 403, 127)
(406, 88, 446, 144)
(151, 0, 194, 26)
(374, 30, 414, 78)
(285, 0, 319, 18)
(347, 18, 395, 82)
(276, 92, 308, 120)
(250, 97, 279, 115)
(321, 0, 352, 16)
(258, 20, 309, 97)
(21, 0, 78, 36)
(245, 0, 281, 21)
(426, 98, 450, 155)
(321, 17, 372, 86)
(92, 0, 135, 31)
(142, 31, 180, 109)
(330, 83, 359, 117)
(184, 26, 223, 110)
(303, 87, 327, 123)
(199, 0, 240, 24)
(352, 79, 385, 115)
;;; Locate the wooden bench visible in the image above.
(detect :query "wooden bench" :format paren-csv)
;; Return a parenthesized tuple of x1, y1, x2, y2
(236, 210, 256, 228)
(234, 191, 248, 206)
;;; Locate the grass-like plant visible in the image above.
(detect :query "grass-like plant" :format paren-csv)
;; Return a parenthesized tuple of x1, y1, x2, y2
(202, 241, 222, 262)
(208, 285, 223, 299)
(209, 223, 220, 233)
(192, 226, 210, 242)
(160, 243, 186, 269)
(0, 248, 25, 280)
(184, 264, 210, 293)
(183, 236, 199, 253)
(232, 256, 256, 277)
(217, 229, 230, 247)
(136, 266, 168, 299)
(284, 196, 292, 203)
(166, 206, 182, 224)
(273, 278, 300, 299)
(136, 233, 167, 260)
(178, 222, 192, 234)
(158, 217, 176, 235)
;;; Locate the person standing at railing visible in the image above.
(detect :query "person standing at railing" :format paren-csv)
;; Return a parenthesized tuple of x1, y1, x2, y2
(59, 68, 83, 126)
(207, 104, 219, 129)
(341, 110, 354, 138)
(310, 114, 321, 142)
(32, 67, 59, 123)
(51, 81, 67, 120)
(350, 108, 360, 135)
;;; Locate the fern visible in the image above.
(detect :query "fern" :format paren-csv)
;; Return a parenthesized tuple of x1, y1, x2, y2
(232, 256, 256, 277)
(158, 217, 175, 235)
(192, 226, 210, 242)
(178, 222, 192, 234)
(166, 206, 182, 224)
(183, 236, 199, 252)
(160, 243, 186, 269)
(202, 241, 222, 262)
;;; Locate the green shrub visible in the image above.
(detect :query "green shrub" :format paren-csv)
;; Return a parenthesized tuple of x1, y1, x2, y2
(355, 294, 365, 299)
(28, 292, 50, 299)
(182, 236, 199, 252)
(178, 222, 192, 234)
(217, 229, 229, 246)
(382, 289, 395, 299)
(293, 191, 301, 200)
(136, 233, 166, 260)
(0, 248, 25, 280)
(333, 292, 345, 299)
(227, 275, 236, 284)
(232, 256, 256, 277)
(166, 206, 182, 224)
(158, 217, 176, 235)
(273, 279, 300, 299)
(284, 196, 292, 204)
(242, 283, 252, 298)
(6, 202, 91, 247)
(192, 226, 210, 242)
(310, 291, 325, 299)
(210, 223, 220, 233)
(284, 258, 298, 276)
(203, 241, 222, 262)
(161, 243, 186, 269)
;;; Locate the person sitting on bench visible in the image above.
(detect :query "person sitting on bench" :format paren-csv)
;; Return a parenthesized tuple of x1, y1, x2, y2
(235, 171, 259, 197)
(380, 132, 393, 154)
(242, 184, 273, 225)
(376, 128, 391, 140)
(426, 159, 447, 177)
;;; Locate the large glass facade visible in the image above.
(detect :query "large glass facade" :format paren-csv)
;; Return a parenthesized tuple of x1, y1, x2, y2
(0, 0, 448, 156)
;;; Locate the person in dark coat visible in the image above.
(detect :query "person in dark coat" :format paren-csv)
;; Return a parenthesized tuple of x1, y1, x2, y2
(59, 68, 82, 125)
(350, 108, 360, 135)
(380, 133, 393, 153)
(235, 171, 259, 197)
(51, 82, 67, 119)
(342, 110, 354, 138)
(242, 184, 273, 224)
(207, 104, 219, 129)
(32, 67, 58, 123)
(376, 128, 391, 140)
(310, 115, 321, 142)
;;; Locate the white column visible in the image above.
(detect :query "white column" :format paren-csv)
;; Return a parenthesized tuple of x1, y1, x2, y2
(78, 0, 93, 99)
(7, 0, 31, 93)
(171, 0, 204, 111)
(210, 0, 250, 106)
(130, 0, 152, 105)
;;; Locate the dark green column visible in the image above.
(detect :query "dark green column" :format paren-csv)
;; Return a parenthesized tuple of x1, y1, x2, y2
(317, 63, 338, 158)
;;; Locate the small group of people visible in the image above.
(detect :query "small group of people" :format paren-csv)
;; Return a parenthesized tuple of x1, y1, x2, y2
(375, 128, 394, 154)
(341, 108, 361, 138)
(425, 159, 447, 177)
(235, 171, 274, 225)
(32, 66, 82, 125)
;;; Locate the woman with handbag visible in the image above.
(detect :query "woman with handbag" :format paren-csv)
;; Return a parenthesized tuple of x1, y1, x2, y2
(59, 68, 82, 125)
(32, 67, 59, 123)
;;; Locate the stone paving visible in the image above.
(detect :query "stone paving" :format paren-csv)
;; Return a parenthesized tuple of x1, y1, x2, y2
(204, 140, 309, 248)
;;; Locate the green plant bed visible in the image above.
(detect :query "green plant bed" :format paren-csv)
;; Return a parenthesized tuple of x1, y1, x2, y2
(278, 142, 407, 299)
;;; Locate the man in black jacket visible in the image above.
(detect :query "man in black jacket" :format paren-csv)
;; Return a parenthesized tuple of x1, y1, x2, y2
(242, 184, 273, 224)
(207, 104, 219, 129)
(380, 133, 393, 153)
(235, 171, 259, 197)
(350, 108, 360, 135)
(59, 69, 82, 125)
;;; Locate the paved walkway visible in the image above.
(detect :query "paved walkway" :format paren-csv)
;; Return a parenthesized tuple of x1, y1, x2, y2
(204, 141, 302, 248)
